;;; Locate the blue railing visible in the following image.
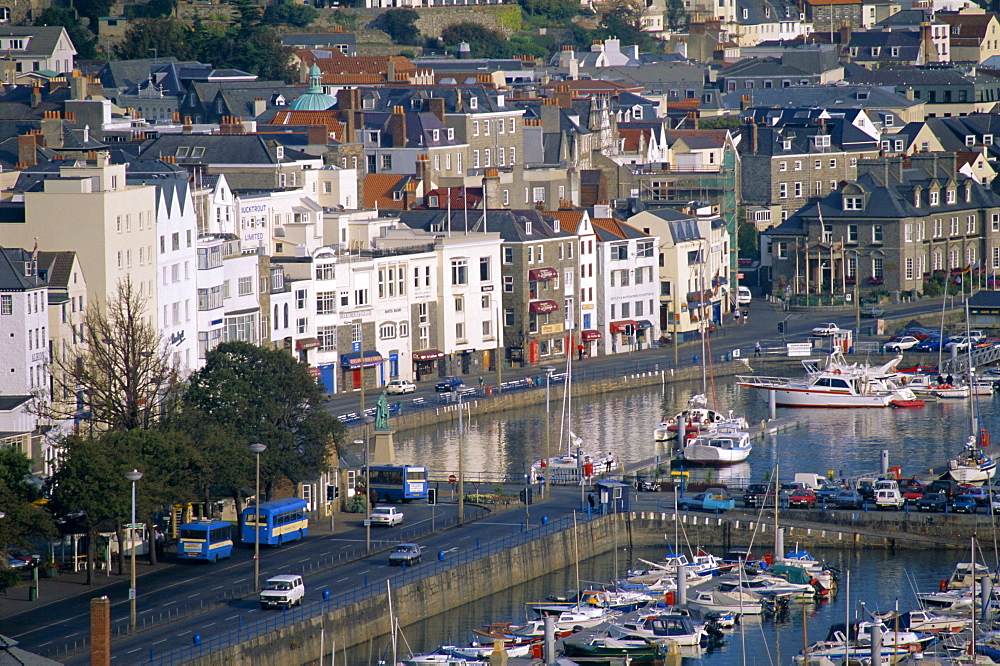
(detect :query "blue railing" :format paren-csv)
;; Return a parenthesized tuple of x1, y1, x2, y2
(148, 511, 595, 665)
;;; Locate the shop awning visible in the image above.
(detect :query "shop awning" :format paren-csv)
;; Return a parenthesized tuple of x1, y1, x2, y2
(528, 267, 559, 281)
(412, 349, 444, 362)
(687, 289, 715, 303)
(581, 329, 601, 341)
(529, 300, 559, 313)
(340, 350, 383, 369)
(609, 320, 637, 333)
(295, 337, 320, 351)
(635, 320, 654, 330)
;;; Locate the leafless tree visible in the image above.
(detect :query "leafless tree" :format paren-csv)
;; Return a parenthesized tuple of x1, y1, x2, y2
(50, 278, 178, 432)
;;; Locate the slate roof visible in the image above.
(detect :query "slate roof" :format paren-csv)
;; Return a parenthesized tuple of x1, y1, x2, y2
(937, 13, 995, 44)
(0, 26, 73, 58)
(99, 57, 182, 94)
(35, 250, 75, 290)
(720, 57, 814, 79)
(0, 632, 61, 665)
(848, 30, 922, 64)
(737, 0, 802, 26)
(397, 208, 572, 242)
(740, 108, 879, 156)
(0, 246, 46, 292)
(847, 65, 978, 86)
(361, 110, 459, 149)
(875, 9, 935, 27)
(351, 85, 510, 116)
(898, 114, 1000, 161)
(719, 84, 919, 111)
(591, 217, 649, 241)
(139, 134, 312, 166)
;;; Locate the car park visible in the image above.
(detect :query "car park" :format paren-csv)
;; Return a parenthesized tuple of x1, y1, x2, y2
(260, 574, 305, 610)
(811, 323, 841, 336)
(388, 543, 424, 566)
(435, 376, 465, 392)
(860, 304, 885, 318)
(916, 492, 948, 512)
(958, 486, 990, 506)
(788, 488, 817, 508)
(815, 483, 843, 502)
(677, 492, 735, 513)
(990, 492, 1000, 513)
(902, 482, 926, 502)
(885, 336, 921, 352)
(914, 337, 949, 353)
(952, 494, 978, 514)
(835, 489, 863, 509)
(874, 488, 904, 510)
(944, 336, 976, 353)
(385, 379, 416, 395)
(368, 506, 404, 526)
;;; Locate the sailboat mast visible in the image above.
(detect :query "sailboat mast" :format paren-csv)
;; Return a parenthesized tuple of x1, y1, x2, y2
(700, 242, 707, 392)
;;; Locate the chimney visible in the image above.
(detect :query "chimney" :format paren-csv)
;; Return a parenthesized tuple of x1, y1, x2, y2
(686, 111, 699, 130)
(69, 75, 88, 100)
(17, 134, 37, 167)
(904, 88, 915, 101)
(30, 86, 41, 108)
(307, 124, 327, 146)
(426, 97, 445, 122)
(594, 201, 612, 218)
(740, 94, 752, 111)
(403, 180, 417, 210)
(920, 22, 935, 64)
(253, 97, 266, 116)
(458, 42, 471, 59)
(40, 113, 61, 148)
(172, 110, 181, 123)
(390, 105, 406, 148)
(555, 86, 573, 109)
(91, 597, 111, 666)
(483, 168, 503, 209)
(746, 121, 758, 153)
(415, 153, 433, 192)
(839, 24, 851, 45)
(183, 115, 193, 134)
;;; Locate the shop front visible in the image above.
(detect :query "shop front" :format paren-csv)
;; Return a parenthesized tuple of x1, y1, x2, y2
(412, 349, 444, 381)
(635, 320, 654, 349)
(340, 350, 383, 391)
(580, 329, 601, 358)
(609, 320, 637, 354)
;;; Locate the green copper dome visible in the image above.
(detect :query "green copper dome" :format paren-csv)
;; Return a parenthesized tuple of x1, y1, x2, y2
(289, 64, 335, 111)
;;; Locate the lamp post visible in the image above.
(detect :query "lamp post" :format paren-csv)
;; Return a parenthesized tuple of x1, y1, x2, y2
(363, 416, 374, 553)
(124, 469, 142, 633)
(541, 365, 556, 498)
(847, 249, 861, 336)
(458, 391, 465, 525)
(249, 443, 266, 591)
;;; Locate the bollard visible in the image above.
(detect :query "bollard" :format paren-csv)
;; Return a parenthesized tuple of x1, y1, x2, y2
(541, 515, 548, 526)
(28, 585, 37, 601)
(438, 550, 445, 561)
(476, 538, 480, 549)
(323, 589, 330, 601)
(193, 634, 201, 646)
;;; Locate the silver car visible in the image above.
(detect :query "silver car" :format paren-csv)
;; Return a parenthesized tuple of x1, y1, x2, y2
(388, 543, 423, 566)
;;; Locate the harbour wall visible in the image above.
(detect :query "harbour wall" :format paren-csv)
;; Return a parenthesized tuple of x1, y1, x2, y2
(188, 509, 971, 665)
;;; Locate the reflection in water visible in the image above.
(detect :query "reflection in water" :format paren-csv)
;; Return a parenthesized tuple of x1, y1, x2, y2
(392, 379, 996, 484)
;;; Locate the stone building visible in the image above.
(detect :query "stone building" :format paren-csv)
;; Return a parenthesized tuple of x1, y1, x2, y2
(763, 153, 1000, 299)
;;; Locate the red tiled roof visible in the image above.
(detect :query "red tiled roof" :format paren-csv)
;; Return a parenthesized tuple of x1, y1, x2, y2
(618, 127, 654, 153)
(938, 13, 995, 40)
(267, 110, 347, 142)
(363, 173, 410, 209)
(423, 187, 483, 209)
(591, 217, 631, 239)
(543, 210, 587, 234)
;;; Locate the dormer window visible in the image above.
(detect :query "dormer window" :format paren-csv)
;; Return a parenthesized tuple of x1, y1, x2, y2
(392, 190, 403, 201)
(175, 146, 189, 157)
(814, 135, 830, 148)
(930, 190, 939, 206)
(276, 145, 284, 160)
(890, 47, 899, 58)
(428, 195, 439, 207)
(782, 140, 791, 150)
(844, 196, 863, 210)
(947, 189, 956, 204)
(967, 135, 976, 146)
(764, 6, 770, 17)
(447, 128, 454, 140)
(986, 135, 994, 145)
(914, 191, 921, 207)
(742, 8, 748, 19)
(525, 221, 532, 235)
(885, 115, 894, 127)
(553, 219, 560, 232)
(432, 129, 439, 141)
(871, 47, 881, 57)
(470, 97, 478, 110)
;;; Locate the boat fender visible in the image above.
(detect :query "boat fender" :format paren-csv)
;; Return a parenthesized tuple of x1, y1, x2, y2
(940, 579, 948, 592)
(833, 369, 842, 374)
(908, 643, 920, 653)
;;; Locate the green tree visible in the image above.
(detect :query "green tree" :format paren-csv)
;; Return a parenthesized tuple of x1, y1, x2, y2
(665, 0, 688, 30)
(382, 8, 421, 46)
(698, 115, 741, 129)
(0, 449, 42, 503)
(182, 342, 344, 499)
(519, 0, 579, 20)
(263, 0, 318, 27)
(113, 19, 194, 61)
(600, 0, 657, 52)
(73, 0, 115, 28)
(34, 8, 97, 60)
(124, 0, 177, 20)
(737, 220, 759, 259)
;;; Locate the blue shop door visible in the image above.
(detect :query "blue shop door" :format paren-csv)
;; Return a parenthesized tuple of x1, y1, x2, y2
(318, 364, 336, 394)
(389, 353, 399, 378)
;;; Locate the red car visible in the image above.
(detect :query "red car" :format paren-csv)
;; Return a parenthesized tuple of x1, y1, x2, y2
(902, 483, 926, 502)
(788, 488, 817, 508)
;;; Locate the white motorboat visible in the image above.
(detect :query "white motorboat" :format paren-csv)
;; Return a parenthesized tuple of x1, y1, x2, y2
(629, 552, 724, 579)
(606, 613, 707, 646)
(737, 352, 920, 408)
(854, 620, 935, 650)
(680, 425, 752, 465)
(654, 394, 748, 444)
(445, 642, 533, 659)
(946, 434, 997, 484)
(945, 561, 993, 590)
(511, 607, 613, 636)
(915, 589, 977, 613)
(716, 573, 818, 599)
(685, 589, 764, 615)
(884, 609, 971, 633)
(792, 641, 910, 664)
(402, 652, 489, 665)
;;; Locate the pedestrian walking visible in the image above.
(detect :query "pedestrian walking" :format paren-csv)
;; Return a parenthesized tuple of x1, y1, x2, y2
(478, 375, 484, 391)
(742, 310, 749, 325)
(754, 341, 761, 357)
(577, 344, 585, 361)
(734, 309, 741, 325)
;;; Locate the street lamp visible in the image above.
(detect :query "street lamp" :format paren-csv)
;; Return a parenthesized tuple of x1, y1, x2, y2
(541, 365, 556, 498)
(847, 249, 861, 336)
(458, 392, 465, 525)
(249, 443, 266, 591)
(363, 416, 374, 554)
(124, 468, 142, 633)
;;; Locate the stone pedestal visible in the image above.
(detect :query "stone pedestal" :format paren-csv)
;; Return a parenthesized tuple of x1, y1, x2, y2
(372, 429, 396, 464)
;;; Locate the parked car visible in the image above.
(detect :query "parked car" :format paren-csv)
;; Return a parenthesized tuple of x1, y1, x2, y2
(815, 483, 844, 502)
(788, 488, 817, 508)
(368, 506, 404, 526)
(914, 337, 949, 353)
(901, 481, 926, 502)
(737, 286, 752, 305)
(835, 489, 863, 509)
(860, 304, 885, 318)
(945, 336, 976, 353)
(952, 494, 978, 514)
(885, 336, 921, 352)
(742, 483, 777, 508)
(260, 574, 305, 610)
(677, 492, 735, 513)
(916, 492, 948, 512)
(811, 323, 841, 337)
(435, 376, 465, 392)
(385, 379, 416, 395)
(959, 486, 991, 506)
(990, 491, 1000, 513)
(895, 327, 936, 339)
(874, 489, 904, 510)
(388, 543, 424, 566)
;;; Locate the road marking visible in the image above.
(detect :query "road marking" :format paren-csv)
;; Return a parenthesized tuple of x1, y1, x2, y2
(298, 557, 311, 563)
(127, 647, 144, 654)
(38, 641, 53, 647)
(187, 593, 199, 598)
(337, 577, 350, 582)
(178, 631, 191, 636)
(211, 585, 223, 590)
(225, 615, 239, 621)
(152, 639, 167, 645)
(203, 622, 216, 627)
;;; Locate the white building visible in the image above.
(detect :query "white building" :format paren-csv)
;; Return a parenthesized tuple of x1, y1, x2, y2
(195, 235, 263, 361)
(237, 187, 327, 257)
(591, 208, 661, 353)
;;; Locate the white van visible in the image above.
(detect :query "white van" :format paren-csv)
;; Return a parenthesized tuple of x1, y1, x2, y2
(875, 488, 904, 510)
(260, 574, 305, 609)
(737, 286, 752, 305)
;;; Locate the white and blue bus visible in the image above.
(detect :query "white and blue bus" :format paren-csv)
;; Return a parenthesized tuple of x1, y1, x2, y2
(242, 497, 309, 546)
(177, 520, 234, 562)
(369, 465, 428, 502)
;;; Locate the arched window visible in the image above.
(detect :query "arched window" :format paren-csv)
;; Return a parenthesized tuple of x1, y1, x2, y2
(283, 303, 289, 328)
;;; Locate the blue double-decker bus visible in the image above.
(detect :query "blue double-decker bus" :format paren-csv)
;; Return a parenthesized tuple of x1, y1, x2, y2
(177, 520, 234, 562)
(369, 465, 428, 502)
(242, 497, 309, 546)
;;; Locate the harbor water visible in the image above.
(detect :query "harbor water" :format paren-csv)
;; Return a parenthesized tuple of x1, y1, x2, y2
(372, 376, 1000, 663)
